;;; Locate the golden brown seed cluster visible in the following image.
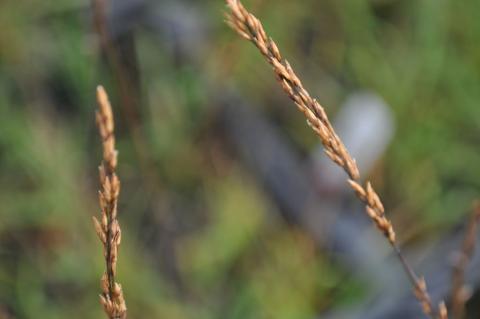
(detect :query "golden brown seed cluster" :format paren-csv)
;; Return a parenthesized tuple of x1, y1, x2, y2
(225, 0, 447, 318)
(93, 86, 127, 319)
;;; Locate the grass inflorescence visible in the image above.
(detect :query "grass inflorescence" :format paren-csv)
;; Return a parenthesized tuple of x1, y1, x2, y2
(224, 1, 448, 317)
(93, 86, 127, 319)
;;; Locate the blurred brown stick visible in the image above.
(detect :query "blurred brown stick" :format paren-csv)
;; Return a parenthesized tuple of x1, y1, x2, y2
(91, 0, 141, 126)
(451, 201, 480, 319)
(91, 0, 157, 187)
(91, 0, 171, 213)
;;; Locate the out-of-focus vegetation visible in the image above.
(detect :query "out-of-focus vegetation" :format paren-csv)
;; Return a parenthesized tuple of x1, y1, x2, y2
(0, 0, 479, 318)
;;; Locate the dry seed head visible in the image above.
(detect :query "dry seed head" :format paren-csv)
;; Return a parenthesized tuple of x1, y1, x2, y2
(93, 85, 127, 319)
(225, 1, 444, 317)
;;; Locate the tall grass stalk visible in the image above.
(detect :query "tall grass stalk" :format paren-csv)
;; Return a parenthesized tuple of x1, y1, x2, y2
(224, 1, 447, 317)
(93, 86, 127, 319)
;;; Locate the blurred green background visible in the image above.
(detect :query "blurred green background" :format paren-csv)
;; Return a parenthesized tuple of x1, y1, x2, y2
(1, 0, 479, 318)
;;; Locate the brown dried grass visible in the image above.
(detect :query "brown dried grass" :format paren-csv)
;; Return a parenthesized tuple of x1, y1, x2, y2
(93, 86, 127, 319)
(224, 1, 447, 318)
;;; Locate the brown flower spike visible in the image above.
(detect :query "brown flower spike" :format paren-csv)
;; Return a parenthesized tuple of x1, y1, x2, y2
(93, 86, 127, 319)
(225, 1, 447, 318)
